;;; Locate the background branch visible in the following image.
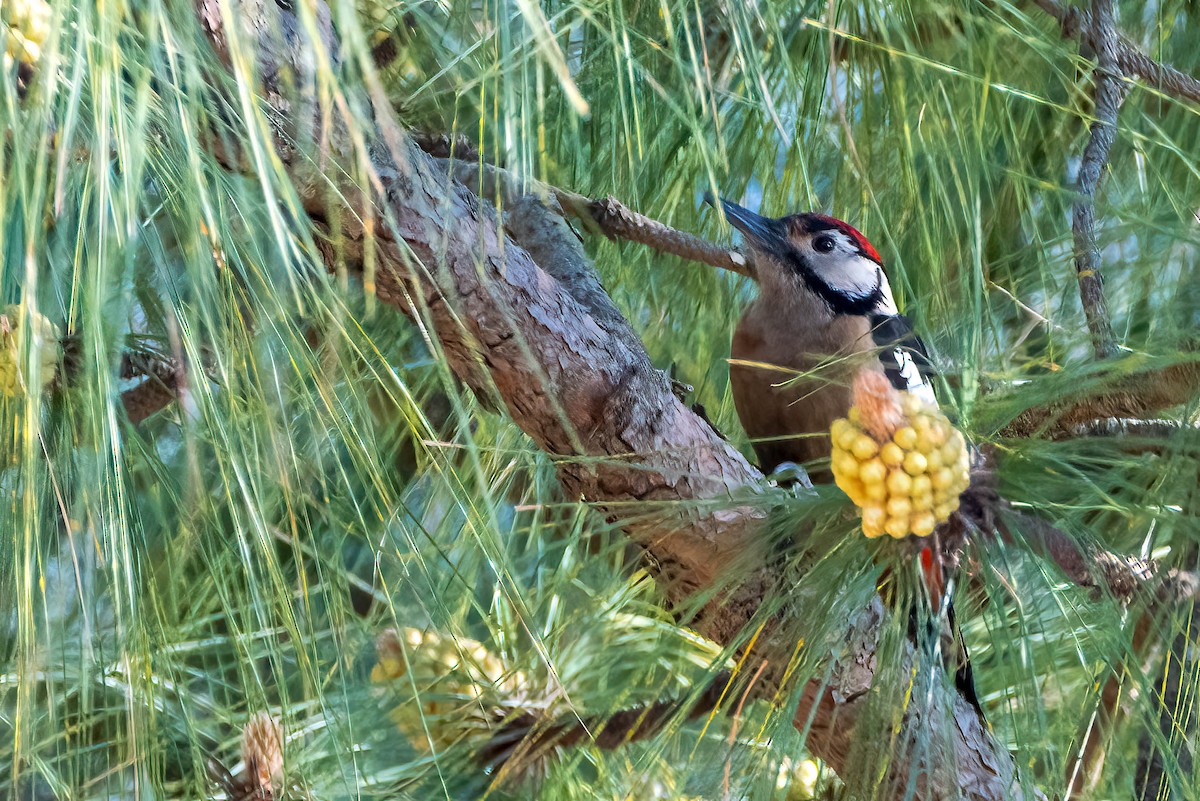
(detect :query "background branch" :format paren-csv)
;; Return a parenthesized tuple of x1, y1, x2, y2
(1030, 0, 1200, 365)
(119, 365, 187, 426)
(1070, 0, 1125, 360)
(1064, 418, 1200, 455)
(443, 159, 753, 278)
(59, 335, 191, 424)
(998, 507, 1199, 605)
(997, 359, 1200, 438)
(1031, 0, 1200, 104)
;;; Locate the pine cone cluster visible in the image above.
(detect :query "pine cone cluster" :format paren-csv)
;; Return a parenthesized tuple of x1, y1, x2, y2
(830, 371, 970, 539)
(371, 626, 525, 752)
(2, 0, 51, 67)
(0, 303, 60, 398)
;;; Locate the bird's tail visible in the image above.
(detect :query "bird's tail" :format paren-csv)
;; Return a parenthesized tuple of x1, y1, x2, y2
(920, 544, 984, 718)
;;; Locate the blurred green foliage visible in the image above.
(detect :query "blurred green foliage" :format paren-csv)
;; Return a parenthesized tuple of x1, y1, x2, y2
(1, 0, 1198, 798)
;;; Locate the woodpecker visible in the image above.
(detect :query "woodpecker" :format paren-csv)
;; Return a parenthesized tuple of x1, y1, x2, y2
(716, 197, 983, 716)
(473, 202, 982, 774)
(717, 198, 935, 474)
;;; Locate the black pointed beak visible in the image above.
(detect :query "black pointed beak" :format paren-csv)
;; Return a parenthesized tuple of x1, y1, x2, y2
(707, 194, 787, 255)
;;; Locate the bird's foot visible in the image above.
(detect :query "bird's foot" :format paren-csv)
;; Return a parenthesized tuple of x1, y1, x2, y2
(764, 461, 815, 492)
(669, 376, 694, 402)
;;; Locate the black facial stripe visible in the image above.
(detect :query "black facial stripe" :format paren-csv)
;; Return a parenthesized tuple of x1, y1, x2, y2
(782, 252, 884, 315)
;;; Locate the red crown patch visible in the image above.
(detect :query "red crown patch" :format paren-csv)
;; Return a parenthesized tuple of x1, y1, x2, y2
(811, 214, 883, 265)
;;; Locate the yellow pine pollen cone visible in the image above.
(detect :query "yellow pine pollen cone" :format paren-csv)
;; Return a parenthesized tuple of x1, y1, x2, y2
(371, 626, 521, 752)
(0, 303, 60, 398)
(2, 0, 51, 65)
(830, 371, 970, 539)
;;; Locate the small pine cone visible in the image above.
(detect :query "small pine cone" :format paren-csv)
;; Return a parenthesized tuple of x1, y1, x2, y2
(371, 626, 528, 753)
(776, 756, 820, 800)
(240, 712, 283, 797)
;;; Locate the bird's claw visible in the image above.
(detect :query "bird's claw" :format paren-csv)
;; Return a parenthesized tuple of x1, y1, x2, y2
(669, 376, 694, 402)
(765, 461, 815, 492)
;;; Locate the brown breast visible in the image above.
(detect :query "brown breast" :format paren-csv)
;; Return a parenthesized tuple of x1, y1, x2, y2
(730, 302, 875, 471)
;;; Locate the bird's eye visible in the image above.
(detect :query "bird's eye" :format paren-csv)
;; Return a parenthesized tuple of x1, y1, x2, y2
(813, 235, 836, 253)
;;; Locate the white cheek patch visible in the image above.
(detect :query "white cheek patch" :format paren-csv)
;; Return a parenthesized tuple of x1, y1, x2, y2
(813, 234, 882, 299)
(822, 264, 880, 299)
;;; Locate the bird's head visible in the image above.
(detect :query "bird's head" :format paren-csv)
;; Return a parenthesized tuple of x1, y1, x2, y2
(715, 198, 892, 315)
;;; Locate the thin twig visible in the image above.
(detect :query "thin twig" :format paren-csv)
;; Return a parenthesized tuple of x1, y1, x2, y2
(439, 159, 753, 278)
(584, 196, 753, 278)
(1067, 597, 1161, 797)
(1135, 597, 1200, 801)
(1067, 663, 1124, 795)
(480, 670, 735, 772)
(723, 660, 769, 799)
(1031, 0, 1200, 104)
(1070, 0, 1125, 359)
(997, 506, 1200, 604)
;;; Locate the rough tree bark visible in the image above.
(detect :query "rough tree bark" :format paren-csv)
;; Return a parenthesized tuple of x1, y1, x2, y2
(192, 1, 1035, 798)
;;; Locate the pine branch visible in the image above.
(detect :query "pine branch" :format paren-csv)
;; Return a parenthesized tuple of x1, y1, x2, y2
(997, 358, 1200, 438)
(1069, 0, 1125, 360)
(1031, 0, 1200, 104)
(441, 159, 753, 278)
(997, 507, 1200, 605)
(954, 452, 1196, 605)
(59, 336, 191, 425)
(1042, 522, 1150, 600)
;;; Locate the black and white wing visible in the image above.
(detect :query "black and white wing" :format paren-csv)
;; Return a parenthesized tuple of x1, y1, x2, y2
(869, 312, 938, 406)
(871, 313, 981, 715)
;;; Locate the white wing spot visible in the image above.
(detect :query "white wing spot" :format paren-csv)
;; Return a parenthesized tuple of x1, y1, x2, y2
(894, 347, 938, 405)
